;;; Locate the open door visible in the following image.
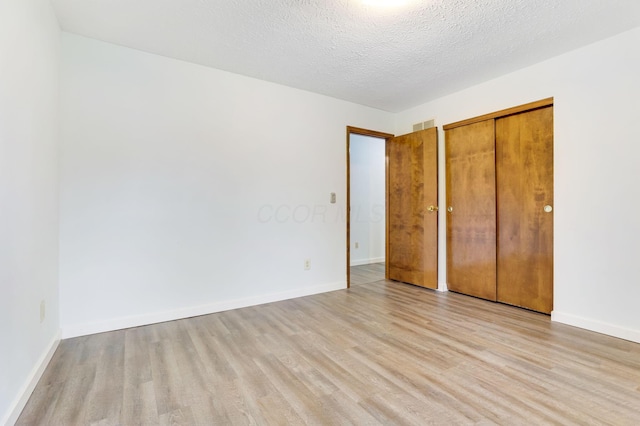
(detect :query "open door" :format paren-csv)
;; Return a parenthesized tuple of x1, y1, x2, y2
(387, 128, 439, 289)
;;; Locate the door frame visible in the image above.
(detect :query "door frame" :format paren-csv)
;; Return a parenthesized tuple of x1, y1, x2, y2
(346, 126, 394, 288)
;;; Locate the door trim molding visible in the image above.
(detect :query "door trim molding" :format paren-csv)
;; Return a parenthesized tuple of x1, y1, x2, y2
(443, 97, 554, 130)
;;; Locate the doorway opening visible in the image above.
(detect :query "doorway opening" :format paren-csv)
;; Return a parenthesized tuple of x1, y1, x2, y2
(346, 127, 393, 288)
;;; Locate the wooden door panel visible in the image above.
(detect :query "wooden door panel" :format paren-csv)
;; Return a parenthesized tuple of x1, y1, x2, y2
(387, 128, 438, 289)
(496, 106, 554, 313)
(445, 120, 497, 300)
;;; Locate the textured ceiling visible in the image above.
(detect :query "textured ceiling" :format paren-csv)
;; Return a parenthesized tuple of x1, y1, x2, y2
(52, 0, 640, 112)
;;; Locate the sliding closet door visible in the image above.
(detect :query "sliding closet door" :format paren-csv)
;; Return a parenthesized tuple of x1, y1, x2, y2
(495, 106, 554, 314)
(445, 120, 497, 300)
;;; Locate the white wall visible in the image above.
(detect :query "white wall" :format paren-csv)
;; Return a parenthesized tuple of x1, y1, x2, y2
(0, 0, 61, 424)
(59, 34, 394, 337)
(350, 134, 385, 266)
(395, 27, 640, 343)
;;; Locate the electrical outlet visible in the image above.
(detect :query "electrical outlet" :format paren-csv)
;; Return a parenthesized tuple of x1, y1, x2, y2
(355, 242, 359, 249)
(40, 300, 46, 323)
(304, 259, 311, 270)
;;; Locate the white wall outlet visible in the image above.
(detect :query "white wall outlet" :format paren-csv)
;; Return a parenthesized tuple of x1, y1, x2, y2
(304, 259, 311, 270)
(355, 242, 359, 249)
(330, 192, 336, 204)
(40, 300, 46, 323)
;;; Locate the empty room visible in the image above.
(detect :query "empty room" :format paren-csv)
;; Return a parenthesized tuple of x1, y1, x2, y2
(2, 0, 640, 424)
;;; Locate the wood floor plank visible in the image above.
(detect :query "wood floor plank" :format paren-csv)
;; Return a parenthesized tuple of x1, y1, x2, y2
(350, 262, 385, 286)
(16, 265, 640, 425)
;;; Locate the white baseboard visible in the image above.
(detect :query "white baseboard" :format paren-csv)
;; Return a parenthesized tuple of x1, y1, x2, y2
(3, 331, 60, 426)
(350, 257, 385, 267)
(62, 281, 346, 339)
(551, 311, 640, 344)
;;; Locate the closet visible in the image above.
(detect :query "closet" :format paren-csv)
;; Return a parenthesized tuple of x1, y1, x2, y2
(444, 98, 554, 314)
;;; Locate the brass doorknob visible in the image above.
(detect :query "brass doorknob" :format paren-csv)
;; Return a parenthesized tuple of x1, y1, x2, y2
(427, 205, 438, 212)
(447, 206, 453, 213)
(544, 205, 553, 213)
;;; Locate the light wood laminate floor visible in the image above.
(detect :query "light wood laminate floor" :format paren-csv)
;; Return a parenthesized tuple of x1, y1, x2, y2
(18, 267, 640, 425)
(350, 262, 385, 286)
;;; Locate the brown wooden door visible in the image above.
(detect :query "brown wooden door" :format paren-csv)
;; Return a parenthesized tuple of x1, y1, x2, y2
(496, 106, 554, 313)
(387, 128, 438, 289)
(445, 120, 497, 300)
